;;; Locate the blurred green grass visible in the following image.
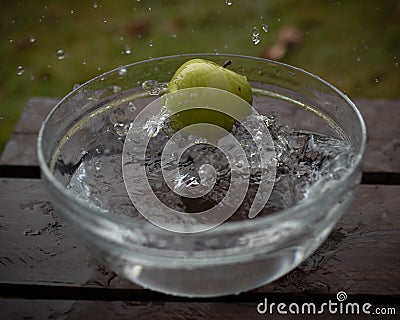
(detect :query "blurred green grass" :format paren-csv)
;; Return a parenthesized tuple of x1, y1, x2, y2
(1, 0, 399, 152)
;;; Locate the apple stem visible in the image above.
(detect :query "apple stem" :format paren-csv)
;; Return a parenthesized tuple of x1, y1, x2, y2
(222, 60, 232, 68)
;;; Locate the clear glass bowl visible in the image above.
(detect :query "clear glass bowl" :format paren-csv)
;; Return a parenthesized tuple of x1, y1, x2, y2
(37, 54, 366, 297)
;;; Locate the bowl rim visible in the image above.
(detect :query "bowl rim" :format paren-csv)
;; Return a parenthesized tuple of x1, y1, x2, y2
(37, 53, 367, 237)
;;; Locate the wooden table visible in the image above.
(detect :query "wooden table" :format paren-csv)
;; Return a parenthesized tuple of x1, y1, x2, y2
(0, 98, 399, 319)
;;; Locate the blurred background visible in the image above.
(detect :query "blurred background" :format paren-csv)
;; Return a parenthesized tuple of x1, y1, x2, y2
(1, 0, 399, 152)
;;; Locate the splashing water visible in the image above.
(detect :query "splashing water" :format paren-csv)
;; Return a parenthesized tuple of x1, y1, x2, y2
(64, 95, 353, 222)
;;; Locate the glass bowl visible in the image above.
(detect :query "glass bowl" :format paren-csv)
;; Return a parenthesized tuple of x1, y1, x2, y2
(37, 54, 366, 297)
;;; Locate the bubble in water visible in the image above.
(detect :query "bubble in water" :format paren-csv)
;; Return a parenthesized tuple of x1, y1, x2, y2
(70, 9, 75, 14)
(373, 77, 379, 83)
(149, 40, 153, 47)
(252, 27, 260, 45)
(29, 35, 36, 43)
(57, 49, 65, 60)
(123, 45, 132, 55)
(93, 2, 98, 8)
(102, 17, 107, 23)
(262, 23, 269, 32)
(118, 67, 127, 76)
(226, 0, 232, 6)
(142, 80, 163, 95)
(82, 58, 87, 65)
(17, 66, 24, 75)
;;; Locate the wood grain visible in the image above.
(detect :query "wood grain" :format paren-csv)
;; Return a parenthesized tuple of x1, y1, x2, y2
(1, 179, 399, 296)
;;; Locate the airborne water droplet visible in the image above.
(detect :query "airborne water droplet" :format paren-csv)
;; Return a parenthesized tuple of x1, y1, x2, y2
(252, 26, 260, 45)
(262, 23, 269, 32)
(128, 101, 136, 111)
(373, 77, 379, 83)
(149, 40, 153, 47)
(93, 2, 98, 9)
(118, 67, 127, 76)
(226, 0, 232, 6)
(17, 66, 24, 75)
(142, 80, 162, 95)
(57, 49, 65, 60)
(29, 35, 36, 43)
(123, 45, 132, 55)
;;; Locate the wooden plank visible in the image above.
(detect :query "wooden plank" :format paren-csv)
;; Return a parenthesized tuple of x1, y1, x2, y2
(0, 178, 137, 289)
(0, 97, 58, 166)
(356, 99, 400, 173)
(259, 184, 400, 295)
(1, 98, 399, 173)
(1, 178, 399, 296)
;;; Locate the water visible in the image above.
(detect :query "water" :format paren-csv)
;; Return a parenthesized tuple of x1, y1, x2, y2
(62, 88, 353, 224)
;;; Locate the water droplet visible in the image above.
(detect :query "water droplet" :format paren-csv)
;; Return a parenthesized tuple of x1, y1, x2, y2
(356, 56, 361, 62)
(118, 67, 127, 76)
(17, 66, 24, 76)
(9, 38, 13, 43)
(123, 45, 132, 55)
(0, 115, 4, 120)
(29, 35, 36, 43)
(171, 33, 177, 39)
(112, 85, 122, 93)
(56, 49, 65, 60)
(73, 83, 81, 90)
(373, 77, 379, 83)
(102, 17, 107, 23)
(262, 23, 269, 32)
(395, 62, 399, 68)
(277, 18, 281, 22)
(93, 2, 98, 9)
(114, 122, 130, 136)
(142, 80, 162, 95)
(128, 101, 136, 111)
(252, 26, 260, 45)
(70, 9, 75, 14)
(226, 0, 232, 6)
(149, 40, 153, 47)
(82, 58, 87, 65)
(94, 160, 102, 171)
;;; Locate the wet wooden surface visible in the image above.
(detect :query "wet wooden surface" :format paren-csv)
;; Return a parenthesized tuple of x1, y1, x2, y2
(0, 98, 399, 319)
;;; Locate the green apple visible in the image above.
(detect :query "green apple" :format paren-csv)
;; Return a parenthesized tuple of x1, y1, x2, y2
(166, 58, 253, 132)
